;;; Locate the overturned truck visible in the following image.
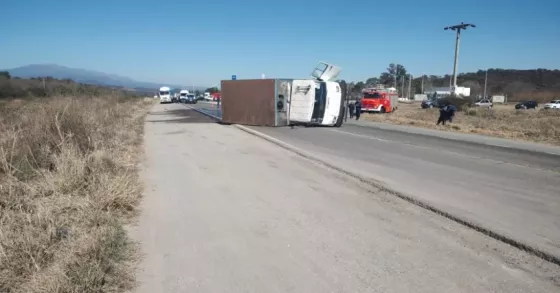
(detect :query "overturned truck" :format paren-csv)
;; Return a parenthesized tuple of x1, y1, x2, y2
(221, 62, 346, 127)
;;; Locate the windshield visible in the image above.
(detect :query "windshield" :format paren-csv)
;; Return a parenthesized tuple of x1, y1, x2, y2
(159, 91, 170, 96)
(180, 93, 187, 96)
(187, 94, 195, 98)
(363, 92, 381, 99)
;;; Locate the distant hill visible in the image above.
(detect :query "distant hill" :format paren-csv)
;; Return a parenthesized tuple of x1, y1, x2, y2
(3, 64, 207, 92)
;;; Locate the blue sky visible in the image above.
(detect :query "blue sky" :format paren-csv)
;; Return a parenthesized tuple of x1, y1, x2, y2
(1, 0, 559, 87)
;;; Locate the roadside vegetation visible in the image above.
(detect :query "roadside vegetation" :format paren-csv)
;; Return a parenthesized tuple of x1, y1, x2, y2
(339, 65, 560, 103)
(0, 74, 153, 292)
(362, 102, 560, 146)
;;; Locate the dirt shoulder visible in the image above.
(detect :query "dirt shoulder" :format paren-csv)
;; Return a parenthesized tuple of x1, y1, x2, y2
(361, 102, 560, 146)
(0, 96, 153, 292)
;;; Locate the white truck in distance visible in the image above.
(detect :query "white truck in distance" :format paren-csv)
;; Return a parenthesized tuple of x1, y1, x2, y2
(202, 92, 213, 101)
(179, 90, 197, 104)
(158, 86, 172, 104)
(179, 90, 189, 103)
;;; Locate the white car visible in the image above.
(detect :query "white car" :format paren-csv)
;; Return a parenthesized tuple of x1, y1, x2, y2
(544, 100, 560, 109)
(474, 100, 493, 107)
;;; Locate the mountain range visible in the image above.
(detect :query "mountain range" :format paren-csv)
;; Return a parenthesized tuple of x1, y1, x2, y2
(3, 64, 207, 92)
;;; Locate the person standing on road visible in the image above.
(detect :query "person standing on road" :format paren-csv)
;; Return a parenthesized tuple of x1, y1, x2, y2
(355, 100, 362, 120)
(216, 96, 221, 108)
(348, 102, 355, 119)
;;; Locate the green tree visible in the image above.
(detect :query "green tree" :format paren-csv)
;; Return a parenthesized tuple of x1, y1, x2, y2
(379, 63, 407, 87)
(351, 81, 365, 94)
(0, 71, 11, 79)
(195, 90, 201, 96)
(365, 77, 379, 86)
(205, 87, 219, 93)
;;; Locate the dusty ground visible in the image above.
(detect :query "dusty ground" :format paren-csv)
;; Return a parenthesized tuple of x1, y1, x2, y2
(134, 103, 559, 293)
(362, 102, 560, 145)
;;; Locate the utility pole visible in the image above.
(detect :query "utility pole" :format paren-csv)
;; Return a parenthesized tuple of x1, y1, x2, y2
(444, 22, 476, 94)
(394, 67, 398, 89)
(400, 76, 405, 98)
(483, 69, 488, 99)
(407, 75, 412, 99)
(421, 74, 424, 93)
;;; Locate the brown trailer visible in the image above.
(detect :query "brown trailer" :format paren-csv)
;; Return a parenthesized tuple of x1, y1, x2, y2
(221, 79, 291, 126)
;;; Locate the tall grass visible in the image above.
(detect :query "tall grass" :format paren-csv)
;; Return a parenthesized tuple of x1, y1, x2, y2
(0, 95, 153, 292)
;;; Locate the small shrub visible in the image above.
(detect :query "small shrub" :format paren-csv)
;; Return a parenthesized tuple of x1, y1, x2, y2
(466, 109, 478, 116)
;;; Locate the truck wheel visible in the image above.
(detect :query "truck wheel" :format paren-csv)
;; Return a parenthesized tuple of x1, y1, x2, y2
(380, 107, 386, 113)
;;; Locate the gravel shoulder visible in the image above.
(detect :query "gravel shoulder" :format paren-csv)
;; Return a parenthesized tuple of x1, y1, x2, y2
(133, 103, 559, 293)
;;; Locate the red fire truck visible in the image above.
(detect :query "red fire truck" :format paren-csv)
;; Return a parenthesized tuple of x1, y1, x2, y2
(360, 87, 399, 113)
(211, 92, 221, 101)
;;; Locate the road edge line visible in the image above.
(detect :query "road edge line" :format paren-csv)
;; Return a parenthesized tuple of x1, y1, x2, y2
(234, 124, 560, 266)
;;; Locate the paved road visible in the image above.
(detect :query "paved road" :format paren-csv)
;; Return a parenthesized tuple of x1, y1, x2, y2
(134, 103, 558, 292)
(191, 102, 560, 258)
(245, 123, 560, 260)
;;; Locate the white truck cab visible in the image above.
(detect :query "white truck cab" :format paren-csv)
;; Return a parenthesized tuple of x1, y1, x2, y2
(203, 92, 213, 101)
(289, 62, 344, 127)
(158, 86, 172, 104)
(179, 90, 189, 102)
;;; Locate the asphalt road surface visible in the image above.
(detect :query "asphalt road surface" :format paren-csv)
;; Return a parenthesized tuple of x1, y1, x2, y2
(134, 103, 559, 292)
(245, 123, 560, 260)
(191, 101, 560, 259)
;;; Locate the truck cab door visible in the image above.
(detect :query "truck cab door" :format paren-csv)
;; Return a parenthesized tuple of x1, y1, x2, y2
(311, 62, 341, 81)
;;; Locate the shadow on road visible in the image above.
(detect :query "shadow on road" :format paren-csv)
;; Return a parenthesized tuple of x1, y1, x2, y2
(146, 108, 218, 124)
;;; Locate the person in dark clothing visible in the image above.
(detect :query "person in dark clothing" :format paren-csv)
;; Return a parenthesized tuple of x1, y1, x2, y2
(348, 102, 355, 118)
(436, 104, 449, 125)
(354, 100, 362, 120)
(447, 104, 457, 123)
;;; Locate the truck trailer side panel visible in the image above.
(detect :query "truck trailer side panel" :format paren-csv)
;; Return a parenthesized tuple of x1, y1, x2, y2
(221, 79, 277, 126)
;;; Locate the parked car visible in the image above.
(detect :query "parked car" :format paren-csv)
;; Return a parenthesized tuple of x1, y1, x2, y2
(515, 100, 538, 109)
(544, 99, 560, 109)
(474, 99, 493, 107)
(421, 100, 440, 109)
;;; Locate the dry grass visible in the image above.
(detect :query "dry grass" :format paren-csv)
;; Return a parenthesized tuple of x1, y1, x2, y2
(0, 95, 154, 293)
(362, 103, 560, 146)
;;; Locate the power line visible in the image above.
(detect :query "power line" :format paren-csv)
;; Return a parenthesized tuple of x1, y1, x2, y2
(444, 22, 476, 95)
